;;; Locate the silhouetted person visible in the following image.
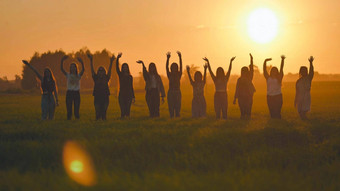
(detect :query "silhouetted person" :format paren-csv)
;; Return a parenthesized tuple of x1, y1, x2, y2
(186, 63, 207, 118)
(295, 56, 314, 120)
(137, 60, 165, 117)
(233, 54, 256, 119)
(22, 60, 59, 120)
(166, 51, 182, 118)
(116, 53, 135, 118)
(263, 55, 285, 119)
(88, 53, 113, 120)
(205, 56, 235, 119)
(61, 55, 85, 120)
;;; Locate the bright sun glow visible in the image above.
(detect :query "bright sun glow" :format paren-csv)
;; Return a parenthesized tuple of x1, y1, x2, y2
(247, 8, 279, 44)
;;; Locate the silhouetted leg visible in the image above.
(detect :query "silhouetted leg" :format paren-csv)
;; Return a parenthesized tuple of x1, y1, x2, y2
(267, 95, 275, 118)
(74, 91, 80, 119)
(66, 90, 73, 120)
(102, 96, 109, 120)
(126, 98, 132, 117)
(41, 94, 49, 120)
(214, 93, 221, 119)
(175, 91, 181, 117)
(119, 94, 125, 118)
(94, 96, 101, 120)
(221, 93, 228, 119)
(167, 90, 175, 118)
(48, 94, 56, 120)
(146, 90, 153, 117)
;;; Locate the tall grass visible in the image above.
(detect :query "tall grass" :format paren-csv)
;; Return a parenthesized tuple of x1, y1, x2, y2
(0, 81, 339, 190)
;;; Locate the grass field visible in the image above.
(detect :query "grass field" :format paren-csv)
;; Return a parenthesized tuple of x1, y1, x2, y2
(0, 81, 340, 191)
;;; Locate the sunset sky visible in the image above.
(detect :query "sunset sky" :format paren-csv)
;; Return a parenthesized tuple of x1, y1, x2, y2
(1, 0, 339, 79)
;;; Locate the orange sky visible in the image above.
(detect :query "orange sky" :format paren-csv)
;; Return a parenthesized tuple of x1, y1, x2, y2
(0, 0, 339, 79)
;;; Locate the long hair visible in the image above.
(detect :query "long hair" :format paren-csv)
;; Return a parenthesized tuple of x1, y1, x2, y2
(216, 67, 225, 79)
(149, 62, 159, 76)
(241, 67, 249, 78)
(42, 68, 58, 93)
(121, 63, 131, 75)
(299, 66, 308, 78)
(70, 63, 79, 75)
(194, 71, 203, 82)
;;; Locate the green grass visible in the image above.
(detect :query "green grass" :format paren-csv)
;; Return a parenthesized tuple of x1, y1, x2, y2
(0, 81, 340, 191)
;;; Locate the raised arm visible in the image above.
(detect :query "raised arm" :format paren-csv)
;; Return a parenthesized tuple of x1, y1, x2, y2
(107, 54, 114, 79)
(137, 60, 148, 81)
(203, 63, 207, 84)
(60, 55, 68, 76)
(116, 53, 122, 76)
(226, 57, 235, 82)
(203, 57, 216, 81)
(87, 53, 95, 77)
(77, 57, 85, 77)
(166, 52, 171, 78)
(280, 55, 285, 80)
(22, 60, 42, 81)
(177, 51, 182, 76)
(263, 58, 272, 79)
(249, 53, 254, 80)
(308, 56, 314, 80)
(186, 65, 194, 85)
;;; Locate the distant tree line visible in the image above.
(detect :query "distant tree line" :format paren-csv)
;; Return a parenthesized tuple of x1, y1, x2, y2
(21, 47, 119, 91)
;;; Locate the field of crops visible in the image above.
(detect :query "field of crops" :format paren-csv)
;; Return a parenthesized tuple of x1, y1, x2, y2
(0, 81, 340, 190)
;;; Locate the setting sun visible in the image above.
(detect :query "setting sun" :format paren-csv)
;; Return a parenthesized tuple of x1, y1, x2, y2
(247, 8, 279, 44)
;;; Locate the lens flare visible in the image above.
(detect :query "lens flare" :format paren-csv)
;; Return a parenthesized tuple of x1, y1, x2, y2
(63, 141, 97, 186)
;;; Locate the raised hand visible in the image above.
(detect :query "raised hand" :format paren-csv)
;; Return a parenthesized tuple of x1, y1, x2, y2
(87, 53, 93, 61)
(110, 55, 115, 64)
(249, 53, 253, 60)
(166, 52, 171, 59)
(203, 57, 209, 63)
(281, 55, 286, 60)
(177, 51, 181, 57)
(230, 56, 236, 62)
(22, 60, 29, 65)
(77, 57, 83, 64)
(186, 65, 190, 71)
(61, 55, 69, 62)
(136, 60, 144, 64)
(308, 56, 314, 63)
(264, 58, 272, 62)
(117, 52, 122, 59)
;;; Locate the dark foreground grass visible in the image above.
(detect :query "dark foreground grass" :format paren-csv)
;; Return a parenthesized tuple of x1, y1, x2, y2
(0, 81, 340, 190)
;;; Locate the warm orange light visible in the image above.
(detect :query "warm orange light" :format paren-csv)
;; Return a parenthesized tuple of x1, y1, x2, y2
(63, 141, 97, 186)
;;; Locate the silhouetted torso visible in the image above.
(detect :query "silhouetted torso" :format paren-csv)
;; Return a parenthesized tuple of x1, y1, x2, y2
(92, 74, 110, 96)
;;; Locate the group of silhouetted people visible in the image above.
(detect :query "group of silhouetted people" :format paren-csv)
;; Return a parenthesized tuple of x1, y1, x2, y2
(22, 52, 315, 121)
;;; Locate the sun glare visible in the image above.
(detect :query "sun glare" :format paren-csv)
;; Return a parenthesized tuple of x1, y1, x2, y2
(63, 141, 97, 186)
(247, 8, 279, 44)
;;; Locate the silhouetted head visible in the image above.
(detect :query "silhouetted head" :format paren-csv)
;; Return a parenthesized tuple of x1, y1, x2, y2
(70, 63, 78, 75)
(149, 63, 158, 75)
(216, 67, 225, 79)
(170, 63, 179, 73)
(43, 68, 52, 80)
(299, 66, 308, 77)
(194, 71, 203, 82)
(270, 67, 279, 78)
(241, 67, 249, 78)
(121, 63, 130, 75)
(97, 66, 107, 77)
